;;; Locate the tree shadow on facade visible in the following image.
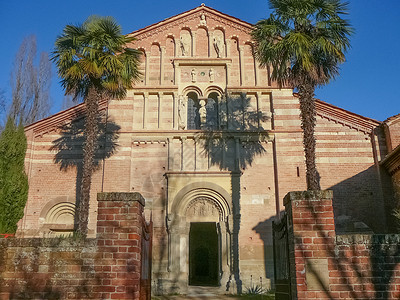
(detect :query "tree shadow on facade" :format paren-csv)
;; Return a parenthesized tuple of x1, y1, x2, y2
(280, 188, 400, 300)
(0, 239, 101, 299)
(325, 168, 399, 300)
(299, 208, 399, 299)
(50, 112, 120, 229)
(2, 245, 61, 299)
(252, 217, 275, 283)
(196, 93, 270, 293)
(327, 165, 394, 234)
(252, 161, 399, 299)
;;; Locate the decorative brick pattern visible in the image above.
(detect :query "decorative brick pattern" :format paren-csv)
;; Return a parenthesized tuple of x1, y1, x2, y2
(0, 192, 151, 300)
(17, 4, 397, 295)
(285, 190, 400, 300)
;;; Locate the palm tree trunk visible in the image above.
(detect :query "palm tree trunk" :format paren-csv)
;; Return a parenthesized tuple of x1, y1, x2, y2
(298, 80, 321, 190)
(76, 88, 100, 236)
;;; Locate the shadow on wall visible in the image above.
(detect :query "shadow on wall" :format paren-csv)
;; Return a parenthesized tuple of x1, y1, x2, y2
(251, 166, 396, 296)
(291, 193, 400, 300)
(252, 216, 275, 282)
(50, 112, 121, 228)
(0, 239, 100, 299)
(326, 165, 395, 234)
(195, 93, 270, 293)
(201, 93, 268, 171)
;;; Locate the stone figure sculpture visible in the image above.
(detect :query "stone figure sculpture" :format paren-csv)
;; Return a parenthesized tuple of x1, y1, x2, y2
(180, 36, 189, 56)
(191, 69, 197, 82)
(209, 68, 214, 82)
(199, 13, 207, 26)
(199, 99, 206, 125)
(178, 96, 186, 129)
(213, 37, 224, 58)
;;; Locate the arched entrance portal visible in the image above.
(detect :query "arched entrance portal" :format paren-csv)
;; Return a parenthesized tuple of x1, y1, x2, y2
(189, 222, 218, 286)
(167, 182, 233, 293)
(186, 196, 222, 286)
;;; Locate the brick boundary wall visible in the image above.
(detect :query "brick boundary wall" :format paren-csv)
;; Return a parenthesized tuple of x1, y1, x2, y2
(284, 190, 400, 299)
(0, 192, 151, 300)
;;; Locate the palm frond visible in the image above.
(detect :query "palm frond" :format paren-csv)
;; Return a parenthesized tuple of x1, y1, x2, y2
(253, 0, 353, 87)
(52, 15, 141, 100)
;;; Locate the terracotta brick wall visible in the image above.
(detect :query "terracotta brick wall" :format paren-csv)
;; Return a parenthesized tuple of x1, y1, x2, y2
(384, 119, 400, 152)
(0, 192, 151, 300)
(284, 191, 400, 299)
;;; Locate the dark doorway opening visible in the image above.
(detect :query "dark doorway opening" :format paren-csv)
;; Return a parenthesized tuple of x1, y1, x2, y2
(189, 222, 219, 286)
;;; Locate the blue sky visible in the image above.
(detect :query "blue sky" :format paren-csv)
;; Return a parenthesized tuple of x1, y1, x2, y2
(0, 0, 399, 121)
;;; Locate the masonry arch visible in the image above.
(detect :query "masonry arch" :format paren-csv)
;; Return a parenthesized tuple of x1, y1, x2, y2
(137, 48, 147, 85)
(186, 91, 201, 130)
(166, 35, 175, 57)
(172, 182, 231, 218)
(179, 28, 192, 57)
(182, 86, 203, 98)
(206, 92, 220, 129)
(196, 27, 209, 57)
(168, 182, 233, 290)
(39, 197, 76, 236)
(212, 28, 226, 58)
(204, 86, 223, 97)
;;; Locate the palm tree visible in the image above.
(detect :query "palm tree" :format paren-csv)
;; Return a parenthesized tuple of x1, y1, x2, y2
(252, 0, 352, 190)
(52, 16, 141, 235)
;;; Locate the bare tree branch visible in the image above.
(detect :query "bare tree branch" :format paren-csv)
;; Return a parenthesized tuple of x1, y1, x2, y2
(61, 95, 77, 110)
(10, 35, 52, 125)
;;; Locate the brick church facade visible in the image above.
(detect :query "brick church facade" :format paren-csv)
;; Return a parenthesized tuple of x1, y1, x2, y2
(18, 4, 399, 294)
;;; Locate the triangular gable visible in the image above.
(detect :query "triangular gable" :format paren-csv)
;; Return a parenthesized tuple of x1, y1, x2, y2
(383, 113, 400, 126)
(128, 4, 253, 41)
(315, 99, 380, 134)
(381, 144, 400, 175)
(24, 99, 109, 137)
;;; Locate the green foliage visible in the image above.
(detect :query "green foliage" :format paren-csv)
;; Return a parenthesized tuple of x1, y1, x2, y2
(252, 0, 353, 88)
(245, 285, 268, 295)
(393, 208, 400, 232)
(52, 15, 142, 101)
(252, 0, 353, 190)
(51, 15, 141, 236)
(0, 117, 28, 233)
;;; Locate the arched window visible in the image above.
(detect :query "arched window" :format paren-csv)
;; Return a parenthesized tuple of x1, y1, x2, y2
(206, 92, 219, 129)
(42, 201, 76, 236)
(187, 92, 200, 129)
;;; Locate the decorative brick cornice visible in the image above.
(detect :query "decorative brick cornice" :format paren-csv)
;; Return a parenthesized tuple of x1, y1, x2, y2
(128, 4, 253, 42)
(24, 99, 109, 137)
(383, 113, 400, 126)
(315, 99, 380, 134)
(381, 144, 400, 175)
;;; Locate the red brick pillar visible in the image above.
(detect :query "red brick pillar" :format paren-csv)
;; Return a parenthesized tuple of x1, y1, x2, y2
(96, 192, 146, 300)
(284, 190, 335, 299)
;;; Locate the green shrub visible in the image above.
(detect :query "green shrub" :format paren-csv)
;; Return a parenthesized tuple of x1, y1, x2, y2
(0, 118, 28, 233)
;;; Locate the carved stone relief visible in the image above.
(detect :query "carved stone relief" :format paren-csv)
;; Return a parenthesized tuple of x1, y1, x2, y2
(134, 10, 252, 42)
(186, 197, 221, 220)
(213, 36, 224, 58)
(181, 66, 225, 84)
(199, 13, 207, 26)
(178, 95, 187, 130)
(199, 99, 207, 126)
(180, 34, 191, 56)
(191, 68, 197, 82)
(209, 68, 214, 82)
